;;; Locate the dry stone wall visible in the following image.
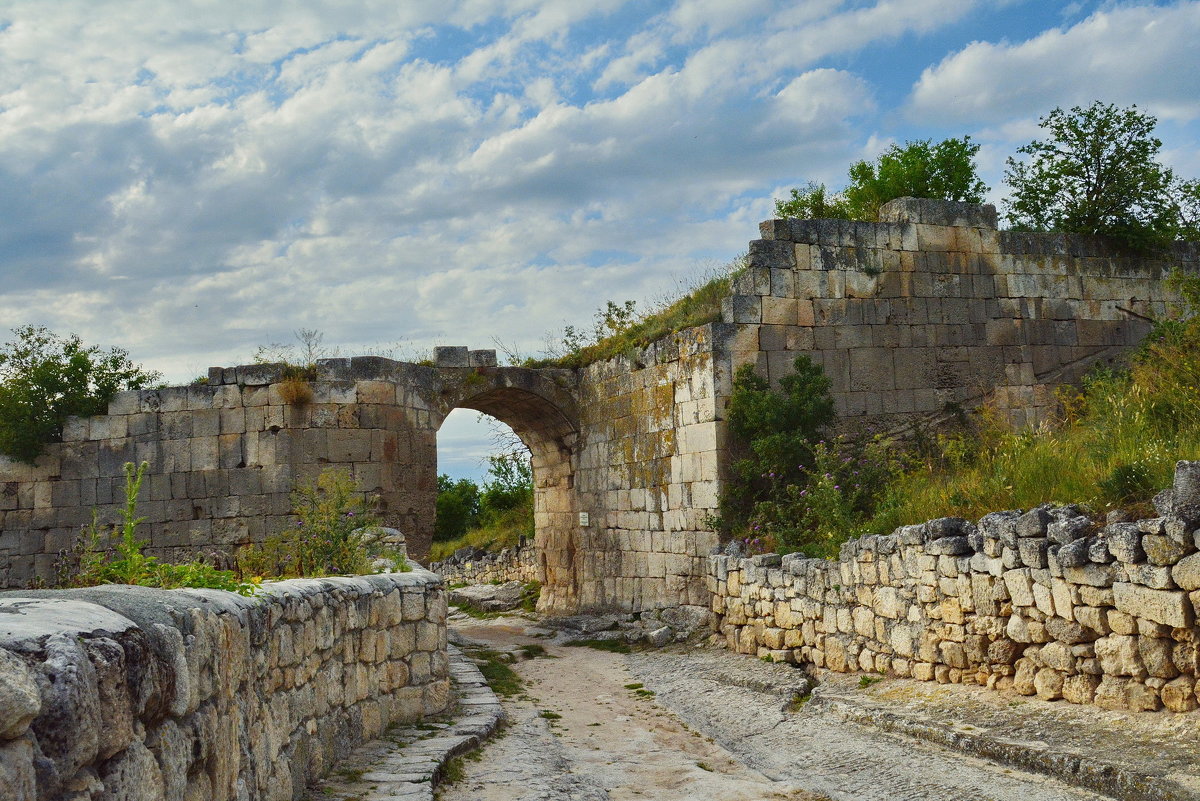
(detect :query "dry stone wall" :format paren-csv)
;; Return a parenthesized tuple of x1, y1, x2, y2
(0, 569, 449, 801)
(433, 541, 539, 586)
(709, 461, 1200, 713)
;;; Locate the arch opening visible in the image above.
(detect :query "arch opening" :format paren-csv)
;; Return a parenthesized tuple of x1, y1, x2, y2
(433, 383, 580, 613)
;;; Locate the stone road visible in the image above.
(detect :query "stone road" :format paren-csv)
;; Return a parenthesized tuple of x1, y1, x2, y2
(436, 616, 1112, 801)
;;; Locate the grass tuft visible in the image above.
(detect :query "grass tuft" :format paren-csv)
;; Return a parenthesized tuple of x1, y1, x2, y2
(562, 638, 632, 654)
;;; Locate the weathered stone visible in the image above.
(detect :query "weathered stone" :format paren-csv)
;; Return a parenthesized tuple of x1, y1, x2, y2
(926, 536, 970, 556)
(1016, 538, 1048, 569)
(1173, 460, 1200, 522)
(0, 649, 40, 740)
(1061, 674, 1099, 704)
(1033, 667, 1064, 700)
(1172, 551, 1200, 591)
(1094, 635, 1144, 678)
(1112, 582, 1193, 628)
(1106, 523, 1145, 564)
(1162, 675, 1198, 712)
(1056, 537, 1090, 568)
(1015, 507, 1051, 538)
(1142, 534, 1190, 566)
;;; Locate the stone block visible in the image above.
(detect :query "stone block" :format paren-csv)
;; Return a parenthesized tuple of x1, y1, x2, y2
(433, 346, 469, 368)
(1112, 582, 1192, 628)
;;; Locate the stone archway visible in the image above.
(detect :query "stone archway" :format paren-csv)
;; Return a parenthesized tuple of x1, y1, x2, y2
(428, 358, 583, 614)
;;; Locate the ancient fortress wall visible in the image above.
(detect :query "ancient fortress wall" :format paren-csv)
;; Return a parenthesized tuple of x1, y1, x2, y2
(1, 199, 1196, 614)
(0, 362, 437, 589)
(0, 569, 449, 801)
(732, 197, 1196, 430)
(710, 462, 1200, 713)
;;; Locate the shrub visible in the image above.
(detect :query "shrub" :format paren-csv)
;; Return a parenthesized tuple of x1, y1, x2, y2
(717, 355, 835, 534)
(0, 326, 160, 462)
(239, 468, 408, 578)
(59, 461, 256, 595)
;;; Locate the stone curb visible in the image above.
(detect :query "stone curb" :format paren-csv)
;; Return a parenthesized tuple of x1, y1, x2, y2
(305, 645, 503, 801)
(807, 692, 1192, 801)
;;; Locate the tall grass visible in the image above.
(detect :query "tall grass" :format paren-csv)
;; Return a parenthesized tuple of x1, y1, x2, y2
(870, 309, 1200, 530)
(527, 257, 745, 369)
(429, 503, 533, 562)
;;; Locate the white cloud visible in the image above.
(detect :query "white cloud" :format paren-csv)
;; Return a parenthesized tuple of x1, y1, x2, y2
(909, 2, 1200, 125)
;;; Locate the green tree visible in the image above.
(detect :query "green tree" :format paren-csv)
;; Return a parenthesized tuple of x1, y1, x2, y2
(775, 137, 987, 222)
(434, 474, 481, 542)
(719, 355, 835, 530)
(0, 326, 160, 463)
(1004, 102, 1194, 250)
(478, 452, 533, 524)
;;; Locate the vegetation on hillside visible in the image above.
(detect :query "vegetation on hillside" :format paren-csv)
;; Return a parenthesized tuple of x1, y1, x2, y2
(527, 257, 745, 369)
(431, 452, 535, 561)
(718, 270, 1200, 557)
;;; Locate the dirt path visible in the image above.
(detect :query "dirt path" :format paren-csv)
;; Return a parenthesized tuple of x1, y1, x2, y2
(440, 615, 1110, 801)
(442, 618, 813, 801)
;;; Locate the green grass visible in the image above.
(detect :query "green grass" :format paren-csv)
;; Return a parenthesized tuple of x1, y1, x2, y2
(539, 710, 562, 720)
(469, 649, 524, 697)
(858, 675, 882, 689)
(623, 682, 644, 690)
(562, 638, 632, 654)
(525, 257, 745, 370)
(430, 505, 532, 562)
(519, 643, 549, 658)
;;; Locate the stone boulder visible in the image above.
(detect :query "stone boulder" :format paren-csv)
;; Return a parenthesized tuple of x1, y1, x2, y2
(449, 581, 528, 612)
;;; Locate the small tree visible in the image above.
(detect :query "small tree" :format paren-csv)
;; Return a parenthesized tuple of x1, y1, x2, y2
(434, 474, 481, 542)
(1004, 102, 1193, 250)
(0, 326, 160, 463)
(776, 137, 987, 222)
(719, 356, 835, 530)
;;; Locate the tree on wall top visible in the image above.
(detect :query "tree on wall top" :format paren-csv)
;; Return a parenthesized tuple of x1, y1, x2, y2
(1004, 101, 1199, 250)
(0, 326, 160, 463)
(775, 136, 988, 222)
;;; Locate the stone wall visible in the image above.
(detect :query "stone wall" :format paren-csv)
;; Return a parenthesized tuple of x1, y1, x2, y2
(0, 362, 436, 589)
(709, 461, 1200, 713)
(433, 542, 539, 586)
(737, 197, 1197, 429)
(558, 326, 722, 614)
(0, 569, 449, 801)
(2, 199, 1195, 615)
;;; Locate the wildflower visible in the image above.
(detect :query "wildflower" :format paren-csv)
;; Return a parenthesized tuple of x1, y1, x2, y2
(834, 485, 840, 490)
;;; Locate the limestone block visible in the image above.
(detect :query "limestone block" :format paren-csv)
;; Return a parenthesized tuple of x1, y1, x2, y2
(1061, 674, 1100, 705)
(1162, 675, 1199, 712)
(1033, 667, 1064, 700)
(0, 650, 40, 739)
(1172, 551, 1200, 591)
(1094, 634, 1144, 678)
(1112, 582, 1192, 628)
(1106, 523, 1145, 563)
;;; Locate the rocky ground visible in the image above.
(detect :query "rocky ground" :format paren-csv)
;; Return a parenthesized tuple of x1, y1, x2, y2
(435, 611, 1137, 801)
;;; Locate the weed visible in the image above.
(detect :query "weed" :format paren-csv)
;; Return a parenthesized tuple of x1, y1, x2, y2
(786, 692, 812, 712)
(470, 649, 523, 697)
(634, 688, 656, 698)
(760, 654, 775, 663)
(858, 675, 882, 689)
(336, 768, 365, 782)
(277, 375, 313, 405)
(623, 682, 644, 690)
(440, 755, 465, 785)
(519, 643, 549, 658)
(449, 602, 502, 620)
(562, 638, 632, 654)
(539, 710, 562, 720)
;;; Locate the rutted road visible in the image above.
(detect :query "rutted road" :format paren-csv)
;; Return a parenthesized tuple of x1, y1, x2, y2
(440, 615, 1110, 801)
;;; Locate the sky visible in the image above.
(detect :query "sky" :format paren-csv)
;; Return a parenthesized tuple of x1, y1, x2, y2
(2, 0, 1199, 482)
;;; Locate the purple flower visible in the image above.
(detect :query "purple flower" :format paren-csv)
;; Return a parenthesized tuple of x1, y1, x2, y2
(834, 485, 840, 490)
(294, 520, 303, 527)
(345, 511, 356, 517)
(768, 472, 776, 478)
(799, 490, 807, 497)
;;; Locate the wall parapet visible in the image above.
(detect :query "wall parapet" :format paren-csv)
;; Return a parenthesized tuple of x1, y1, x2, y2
(0, 569, 449, 801)
(709, 461, 1200, 713)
